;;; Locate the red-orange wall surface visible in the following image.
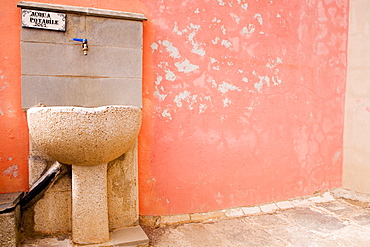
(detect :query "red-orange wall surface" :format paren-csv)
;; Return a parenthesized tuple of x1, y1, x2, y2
(0, 1, 29, 193)
(1, 0, 348, 216)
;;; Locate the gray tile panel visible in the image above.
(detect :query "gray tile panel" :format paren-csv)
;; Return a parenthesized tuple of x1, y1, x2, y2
(21, 42, 142, 78)
(22, 76, 142, 108)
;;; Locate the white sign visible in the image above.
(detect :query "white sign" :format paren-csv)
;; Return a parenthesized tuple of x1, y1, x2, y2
(21, 9, 66, 31)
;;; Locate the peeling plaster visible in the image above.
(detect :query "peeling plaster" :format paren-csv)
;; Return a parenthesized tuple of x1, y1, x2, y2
(154, 76, 167, 101)
(173, 90, 199, 111)
(161, 40, 181, 58)
(212, 17, 222, 23)
(254, 76, 270, 93)
(175, 59, 199, 73)
(212, 37, 220, 44)
(218, 0, 226, 6)
(221, 39, 232, 48)
(272, 76, 283, 85)
(199, 104, 208, 114)
(241, 3, 248, 10)
(222, 98, 232, 107)
(210, 57, 220, 70)
(187, 23, 206, 57)
(254, 14, 263, 25)
(161, 109, 172, 120)
(192, 47, 206, 57)
(266, 57, 282, 69)
(204, 96, 212, 102)
(230, 13, 240, 24)
(151, 42, 158, 53)
(173, 22, 188, 35)
(174, 91, 191, 107)
(165, 70, 177, 81)
(2, 164, 19, 178)
(221, 25, 227, 35)
(218, 81, 242, 94)
(254, 81, 263, 93)
(241, 24, 256, 34)
(158, 61, 169, 69)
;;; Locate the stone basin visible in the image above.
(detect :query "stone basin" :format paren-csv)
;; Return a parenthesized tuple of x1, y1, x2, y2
(27, 105, 142, 166)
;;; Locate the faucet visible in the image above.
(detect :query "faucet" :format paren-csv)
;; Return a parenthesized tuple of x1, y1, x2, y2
(73, 38, 88, 55)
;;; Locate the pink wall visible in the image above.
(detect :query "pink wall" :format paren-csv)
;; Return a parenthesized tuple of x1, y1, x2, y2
(0, 0, 348, 216)
(138, 0, 348, 215)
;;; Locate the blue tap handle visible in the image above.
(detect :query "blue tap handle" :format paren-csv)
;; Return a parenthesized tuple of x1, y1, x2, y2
(73, 38, 87, 43)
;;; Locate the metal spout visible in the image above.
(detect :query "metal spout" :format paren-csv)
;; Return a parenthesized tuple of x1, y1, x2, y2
(73, 38, 88, 55)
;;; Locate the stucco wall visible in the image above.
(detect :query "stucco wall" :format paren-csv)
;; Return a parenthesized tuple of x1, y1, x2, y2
(0, 0, 348, 215)
(343, 0, 370, 192)
(138, 0, 348, 215)
(0, 1, 29, 193)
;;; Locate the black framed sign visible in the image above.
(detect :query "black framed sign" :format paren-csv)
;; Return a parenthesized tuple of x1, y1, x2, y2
(21, 9, 66, 31)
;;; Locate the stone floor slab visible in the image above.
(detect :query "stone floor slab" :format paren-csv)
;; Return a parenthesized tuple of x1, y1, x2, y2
(143, 193, 370, 246)
(279, 207, 346, 233)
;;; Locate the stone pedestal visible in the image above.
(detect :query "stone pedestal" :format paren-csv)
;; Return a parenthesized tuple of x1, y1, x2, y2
(0, 205, 21, 247)
(72, 163, 109, 244)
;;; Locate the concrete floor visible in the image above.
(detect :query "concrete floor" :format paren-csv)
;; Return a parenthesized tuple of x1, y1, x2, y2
(21, 188, 370, 247)
(144, 189, 370, 247)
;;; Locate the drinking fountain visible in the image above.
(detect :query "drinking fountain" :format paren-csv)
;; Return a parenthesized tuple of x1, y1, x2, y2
(27, 105, 142, 244)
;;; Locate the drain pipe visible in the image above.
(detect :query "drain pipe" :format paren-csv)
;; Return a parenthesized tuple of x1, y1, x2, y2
(20, 161, 70, 209)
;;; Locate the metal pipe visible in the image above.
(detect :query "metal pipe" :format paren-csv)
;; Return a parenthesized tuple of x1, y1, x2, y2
(20, 161, 70, 209)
